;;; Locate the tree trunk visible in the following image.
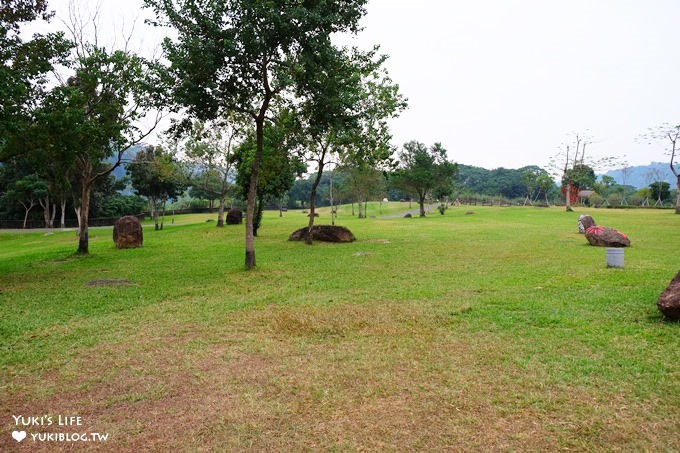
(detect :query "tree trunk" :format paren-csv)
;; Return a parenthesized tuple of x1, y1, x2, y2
(153, 199, 160, 231)
(329, 170, 335, 226)
(77, 183, 91, 254)
(60, 199, 66, 228)
(357, 196, 363, 218)
(253, 193, 264, 237)
(21, 200, 35, 229)
(39, 196, 50, 228)
(74, 206, 82, 235)
(306, 160, 325, 245)
(217, 193, 226, 227)
(565, 181, 573, 212)
(50, 203, 56, 228)
(245, 115, 266, 269)
(419, 193, 426, 217)
(675, 174, 680, 214)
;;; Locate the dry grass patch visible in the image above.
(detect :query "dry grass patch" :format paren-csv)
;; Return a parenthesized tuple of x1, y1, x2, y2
(6, 298, 675, 451)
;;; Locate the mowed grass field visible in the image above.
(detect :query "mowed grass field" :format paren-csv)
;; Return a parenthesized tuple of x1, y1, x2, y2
(1, 204, 679, 451)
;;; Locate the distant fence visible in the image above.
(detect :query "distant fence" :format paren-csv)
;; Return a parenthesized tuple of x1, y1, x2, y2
(0, 207, 221, 230)
(157, 207, 222, 215)
(0, 214, 146, 230)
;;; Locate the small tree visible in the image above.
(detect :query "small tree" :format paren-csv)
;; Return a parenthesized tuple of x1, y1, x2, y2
(183, 119, 240, 227)
(338, 164, 386, 219)
(295, 46, 406, 244)
(641, 123, 680, 214)
(535, 173, 556, 206)
(391, 141, 458, 217)
(593, 175, 616, 202)
(649, 181, 671, 206)
(607, 192, 622, 207)
(588, 193, 603, 208)
(6, 173, 48, 228)
(521, 168, 539, 206)
(128, 146, 188, 230)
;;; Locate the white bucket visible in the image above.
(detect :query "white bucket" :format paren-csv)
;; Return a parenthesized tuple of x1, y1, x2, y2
(606, 248, 624, 268)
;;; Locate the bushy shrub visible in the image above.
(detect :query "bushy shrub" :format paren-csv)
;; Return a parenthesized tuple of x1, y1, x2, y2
(588, 193, 603, 207)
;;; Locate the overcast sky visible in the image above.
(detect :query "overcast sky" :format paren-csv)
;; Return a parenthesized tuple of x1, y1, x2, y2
(35, 0, 680, 170)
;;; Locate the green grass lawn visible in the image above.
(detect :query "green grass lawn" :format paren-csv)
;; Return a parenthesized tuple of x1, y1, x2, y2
(1, 206, 678, 451)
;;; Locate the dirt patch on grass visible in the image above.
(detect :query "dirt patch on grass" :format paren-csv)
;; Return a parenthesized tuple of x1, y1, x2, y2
(85, 279, 136, 287)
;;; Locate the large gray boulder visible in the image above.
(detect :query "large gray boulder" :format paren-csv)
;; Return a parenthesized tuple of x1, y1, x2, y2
(113, 216, 143, 249)
(658, 271, 680, 320)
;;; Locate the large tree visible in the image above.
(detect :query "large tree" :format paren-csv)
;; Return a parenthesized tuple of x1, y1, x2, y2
(0, 0, 71, 148)
(144, 0, 369, 269)
(0, 0, 71, 227)
(35, 45, 162, 253)
(392, 141, 458, 217)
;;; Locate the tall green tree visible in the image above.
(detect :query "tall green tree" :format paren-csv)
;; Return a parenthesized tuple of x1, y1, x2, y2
(1, 0, 71, 228)
(392, 141, 458, 217)
(0, 0, 71, 151)
(144, 0, 369, 269)
(32, 41, 163, 253)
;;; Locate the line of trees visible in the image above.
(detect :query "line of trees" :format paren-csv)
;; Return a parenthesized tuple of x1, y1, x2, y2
(2, 2, 677, 268)
(0, 0, 408, 268)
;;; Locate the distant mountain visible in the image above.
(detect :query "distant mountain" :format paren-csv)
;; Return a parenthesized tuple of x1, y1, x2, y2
(107, 144, 145, 180)
(603, 162, 676, 189)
